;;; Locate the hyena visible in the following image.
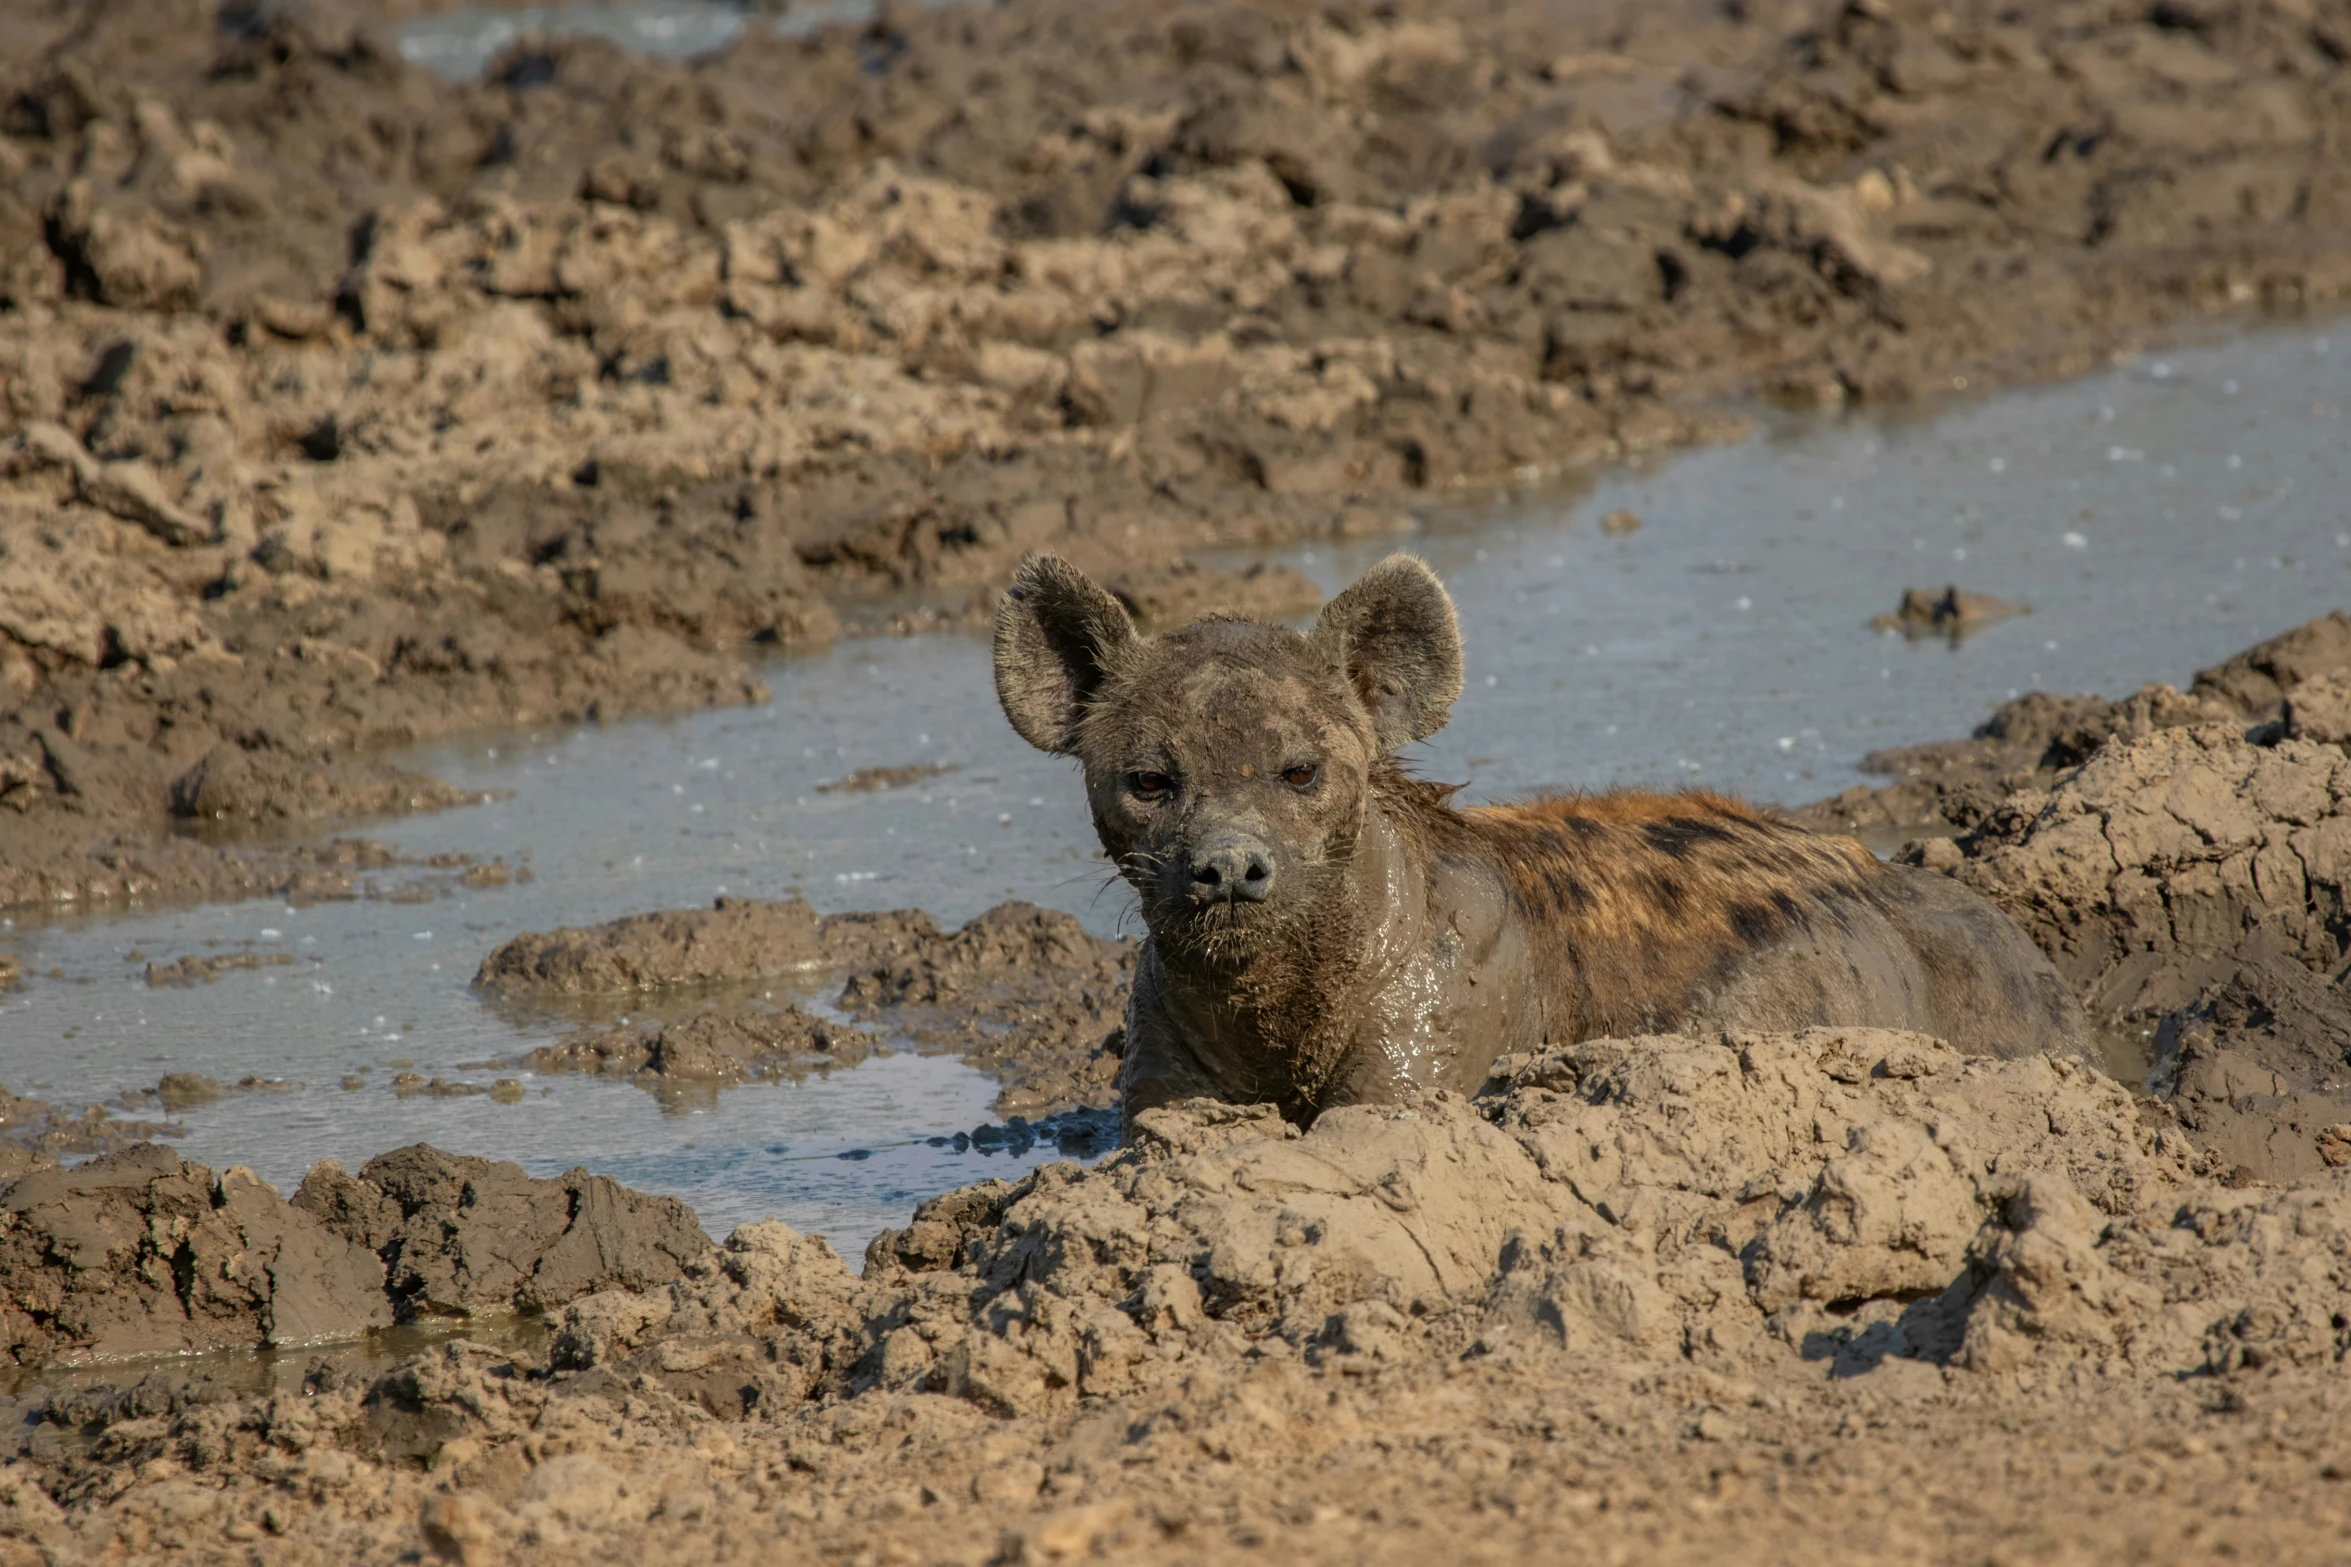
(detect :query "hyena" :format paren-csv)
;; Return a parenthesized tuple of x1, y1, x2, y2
(993, 552, 2091, 1123)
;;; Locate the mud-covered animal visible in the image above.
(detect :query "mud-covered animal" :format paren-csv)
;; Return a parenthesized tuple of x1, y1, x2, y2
(993, 553, 2092, 1123)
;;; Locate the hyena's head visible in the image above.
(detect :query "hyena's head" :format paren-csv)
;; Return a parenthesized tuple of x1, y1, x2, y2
(992, 552, 1462, 964)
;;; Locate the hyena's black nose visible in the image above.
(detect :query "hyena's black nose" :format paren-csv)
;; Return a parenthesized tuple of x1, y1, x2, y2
(1189, 837, 1274, 904)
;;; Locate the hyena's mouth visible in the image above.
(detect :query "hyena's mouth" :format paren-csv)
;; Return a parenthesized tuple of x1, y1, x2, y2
(1151, 890, 1288, 960)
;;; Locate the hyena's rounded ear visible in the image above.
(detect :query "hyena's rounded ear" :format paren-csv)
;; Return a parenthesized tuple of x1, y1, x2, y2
(1312, 553, 1462, 750)
(993, 554, 1140, 755)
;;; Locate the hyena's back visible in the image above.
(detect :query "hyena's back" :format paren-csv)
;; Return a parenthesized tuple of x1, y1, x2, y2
(1698, 859, 2091, 1060)
(1429, 787, 2091, 1060)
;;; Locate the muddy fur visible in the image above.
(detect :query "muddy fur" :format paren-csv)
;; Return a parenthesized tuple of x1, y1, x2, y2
(994, 553, 2091, 1122)
(1398, 778, 2087, 1062)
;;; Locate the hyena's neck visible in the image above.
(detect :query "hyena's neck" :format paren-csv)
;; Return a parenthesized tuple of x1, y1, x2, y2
(1148, 806, 1433, 1106)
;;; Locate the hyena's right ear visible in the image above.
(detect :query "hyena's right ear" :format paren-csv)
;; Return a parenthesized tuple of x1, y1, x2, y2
(993, 554, 1140, 755)
(1311, 553, 1463, 750)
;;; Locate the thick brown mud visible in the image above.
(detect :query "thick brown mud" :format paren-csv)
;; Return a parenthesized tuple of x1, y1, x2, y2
(1, 1032, 2347, 1564)
(0, 1141, 706, 1371)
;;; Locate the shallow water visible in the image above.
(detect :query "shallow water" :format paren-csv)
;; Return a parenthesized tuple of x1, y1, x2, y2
(0, 322, 2343, 1262)
(386, 0, 927, 80)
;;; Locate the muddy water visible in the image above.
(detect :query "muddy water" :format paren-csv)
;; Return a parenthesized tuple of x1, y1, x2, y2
(386, 0, 923, 79)
(0, 323, 2344, 1262)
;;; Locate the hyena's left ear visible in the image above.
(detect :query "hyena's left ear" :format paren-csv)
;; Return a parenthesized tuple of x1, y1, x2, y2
(1311, 553, 1462, 750)
(993, 554, 1140, 755)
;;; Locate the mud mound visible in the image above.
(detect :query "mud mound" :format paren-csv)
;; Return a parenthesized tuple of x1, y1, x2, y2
(0, 1143, 709, 1369)
(165, 740, 475, 825)
(294, 1145, 709, 1321)
(804, 1030, 2221, 1412)
(0, 1146, 389, 1366)
(142, 949, 293, 985)
(1936, 725, 2351, 1011)
(13, 1028, 2351, 1562)
(472, 897, 1022, 997)
(521, 1027, 2250, 1411)
(474, 896, 839, 995)
(2193, 609, 2351, 720)
(484, 899, 1134, 1116)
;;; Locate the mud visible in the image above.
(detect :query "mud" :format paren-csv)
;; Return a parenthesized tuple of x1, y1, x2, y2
(814, 762, 954, 795)
(1900, 721, 2351, 1185)
(1, 1030, 2347, 1562)
(295, 1144, 709, 1318)
(142, 948, 294, 985)
(525, 1008, 885, 1090)
(0, 1080, 175, 1173)
(1777, 607, 2351, 1185)
(0, 1141, 709, 1372)
(7, 0, 2351, 907)
(485, 898, 1132, 1118)
(7, 0, 2351, 1551)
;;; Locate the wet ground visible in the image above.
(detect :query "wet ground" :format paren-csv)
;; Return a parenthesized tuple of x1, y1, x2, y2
(1, 320, 2343, 1261)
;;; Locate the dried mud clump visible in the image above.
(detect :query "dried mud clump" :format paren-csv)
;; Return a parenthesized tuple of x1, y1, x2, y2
(8, 0, 2351, 912)
(1868, 584, 2023, 640)
(8, 1030, 2351, 1563)
(142, 948, 293, 986)
(815, 762, 955, 795)
(526, 1007, 882, 1092)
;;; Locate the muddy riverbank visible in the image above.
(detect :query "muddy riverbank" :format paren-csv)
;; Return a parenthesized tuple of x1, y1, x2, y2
(1, 1030, 2347, 1565)
(7, 0, 2351, 907)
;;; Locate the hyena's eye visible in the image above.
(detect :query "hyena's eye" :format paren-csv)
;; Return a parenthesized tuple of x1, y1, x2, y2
(1282, 763, 1320, 790)
(1127, 770, 1174, 801)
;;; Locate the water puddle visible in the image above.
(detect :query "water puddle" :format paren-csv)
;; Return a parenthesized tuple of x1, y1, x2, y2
(387, 1, 745, 78)
(0, 1314, 553, 1410)
(385, 0, 937, 80)
(0, 322, 2342, 1261)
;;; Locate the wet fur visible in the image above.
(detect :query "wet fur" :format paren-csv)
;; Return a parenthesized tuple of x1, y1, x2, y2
(1386, 769, 2083, 1058)
(992, 551, 2092, 1125)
